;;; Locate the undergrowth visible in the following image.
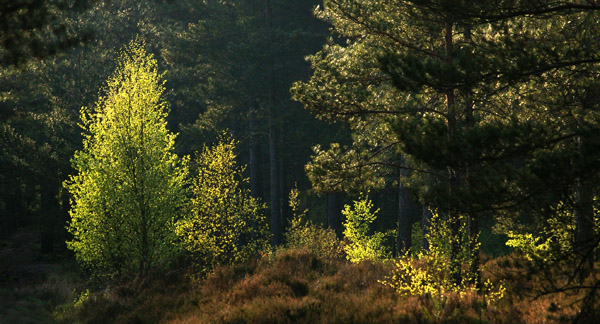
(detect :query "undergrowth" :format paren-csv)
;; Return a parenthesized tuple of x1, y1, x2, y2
(50, 249, 599, 324)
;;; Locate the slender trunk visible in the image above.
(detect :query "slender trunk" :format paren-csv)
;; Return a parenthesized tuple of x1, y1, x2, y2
(464, 23, 481, 288)
(249, 100, 259, 198)
(248, 100, 259, 239)
(397, 156, 414, 254)
(575, 131, 595, 281)
(575, 183, 594, 282)
(58, 180, 71, 252)
(327, 192, 341, 236)
(280, 153, 288, 231)
(269, 107, 282, 246)
(40, 178, 60, 255)
(422, 206, 432, 252)
(264, 0, 282, 246)
(4, 191, 21, 234)
(445, 20, 462, 286)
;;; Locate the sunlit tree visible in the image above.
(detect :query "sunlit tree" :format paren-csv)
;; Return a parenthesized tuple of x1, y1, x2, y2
(65, 39, 188, 279)
(176, 135, 269, 273)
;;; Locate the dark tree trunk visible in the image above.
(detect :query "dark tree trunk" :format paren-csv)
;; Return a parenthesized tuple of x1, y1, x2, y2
(40, 179, 60, 255)
(3, 192, 20, 235)
(575, 175, 595, 280)
(462, 22, 481, 288)
(268, 105, 282, 246)
(248, 100, 259, 198)
(422, 206, 432, 252)
(327, 192, 341, 236)
(280, 153, 289, 231)
(396, 188, 413, 254)
(444, 19, 462, 286)
(264, 0, 282, 246)
(248, 100, 260, 241)
(396, 158, 417, 255)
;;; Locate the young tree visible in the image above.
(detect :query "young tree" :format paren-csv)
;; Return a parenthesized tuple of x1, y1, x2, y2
(166, 0, 333, 247)
(65, 39, 188, 279)
(175, 135, 270, 273)
(342, 194, 395, 263)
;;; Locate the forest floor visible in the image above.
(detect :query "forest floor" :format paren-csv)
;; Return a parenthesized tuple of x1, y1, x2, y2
(0, 233, 590, 324)
(0, 231, 77, 324)
(51, 249, 584, 324)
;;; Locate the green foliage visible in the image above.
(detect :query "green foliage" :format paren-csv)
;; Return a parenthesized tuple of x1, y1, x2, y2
(65, 39, 188, 279)
(175, 134, 270, 273)
(382, 210, 504, 302)
(505, 202, 577, 266)
(342, 194, 394, 263)
(293, 0, 600, 290)
(426, 211, 470, 264)
(285, 186, 344, 259)
(0, 0, 94, 66)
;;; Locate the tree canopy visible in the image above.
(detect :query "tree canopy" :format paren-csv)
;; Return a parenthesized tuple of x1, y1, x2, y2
(65, 39, 188, 279)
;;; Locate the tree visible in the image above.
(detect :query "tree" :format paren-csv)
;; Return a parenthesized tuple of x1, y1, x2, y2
(342, 194, 394, 263)
(166, 0, 335, 246)
(65, 39, 188, 279)
(293, 0, 600, 287)
(0, 0, 95, 66)
(175, 135, 270, 273)
(0, 0, 170, 255)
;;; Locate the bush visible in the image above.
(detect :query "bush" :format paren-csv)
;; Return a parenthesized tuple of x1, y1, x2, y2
(381, 210, 504, 306)
(285, 187, 344, 259)
(505, 202, 575, 266)
(342, 194, 394, 263)
(175, 134, 270, 274)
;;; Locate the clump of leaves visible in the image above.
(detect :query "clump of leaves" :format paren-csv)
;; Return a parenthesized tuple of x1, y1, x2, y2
(505, 201, 575, 266)
(381, 211, 504, 305)
(342, 193, 395, 263)
(285, 186, 344, 259)
(175, 134, 270, 274)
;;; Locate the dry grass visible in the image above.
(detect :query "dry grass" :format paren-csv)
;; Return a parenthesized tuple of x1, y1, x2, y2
(56, 249, 600, 324)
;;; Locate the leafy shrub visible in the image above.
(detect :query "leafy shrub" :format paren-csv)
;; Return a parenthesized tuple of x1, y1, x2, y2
(505, 202, 575, 266)
(342, 193, 395, 263)
(382, 210, 504, 304)
(285, 187, 344, 259)
(56, 248, 592, 324)
(175, 134, 270, 274)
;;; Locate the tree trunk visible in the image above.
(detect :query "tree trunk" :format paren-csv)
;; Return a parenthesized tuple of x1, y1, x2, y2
(40, 178, 60, 255)
(463, 23, 481, 288)
(268, 104, 282, 246)
(4, 192, 21, 234)
(422, 206, 432, 252)
(444, 19, 462, 286)
(248, 100, 260, 240)
(248, 100, 259, 198)
(279, 132, 289, 231)
(396, 157, 415, 254)
(575, 133, 595, 281)
(468, 215, 481, 287)
(327, 192, 341, 236)
(264, 0, 282, 246)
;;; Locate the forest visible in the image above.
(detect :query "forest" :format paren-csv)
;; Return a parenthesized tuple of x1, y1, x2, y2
(2, 1, 600, 323)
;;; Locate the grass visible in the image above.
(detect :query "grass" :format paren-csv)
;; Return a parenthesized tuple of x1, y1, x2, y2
(46, 248, 598, 324)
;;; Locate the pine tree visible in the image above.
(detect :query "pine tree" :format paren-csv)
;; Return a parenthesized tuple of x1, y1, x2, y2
(65, 39, 188, 279)
(293, 0, 600, 286)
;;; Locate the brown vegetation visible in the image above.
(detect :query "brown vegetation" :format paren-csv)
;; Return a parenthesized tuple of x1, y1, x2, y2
(49, 248, 599, 324)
